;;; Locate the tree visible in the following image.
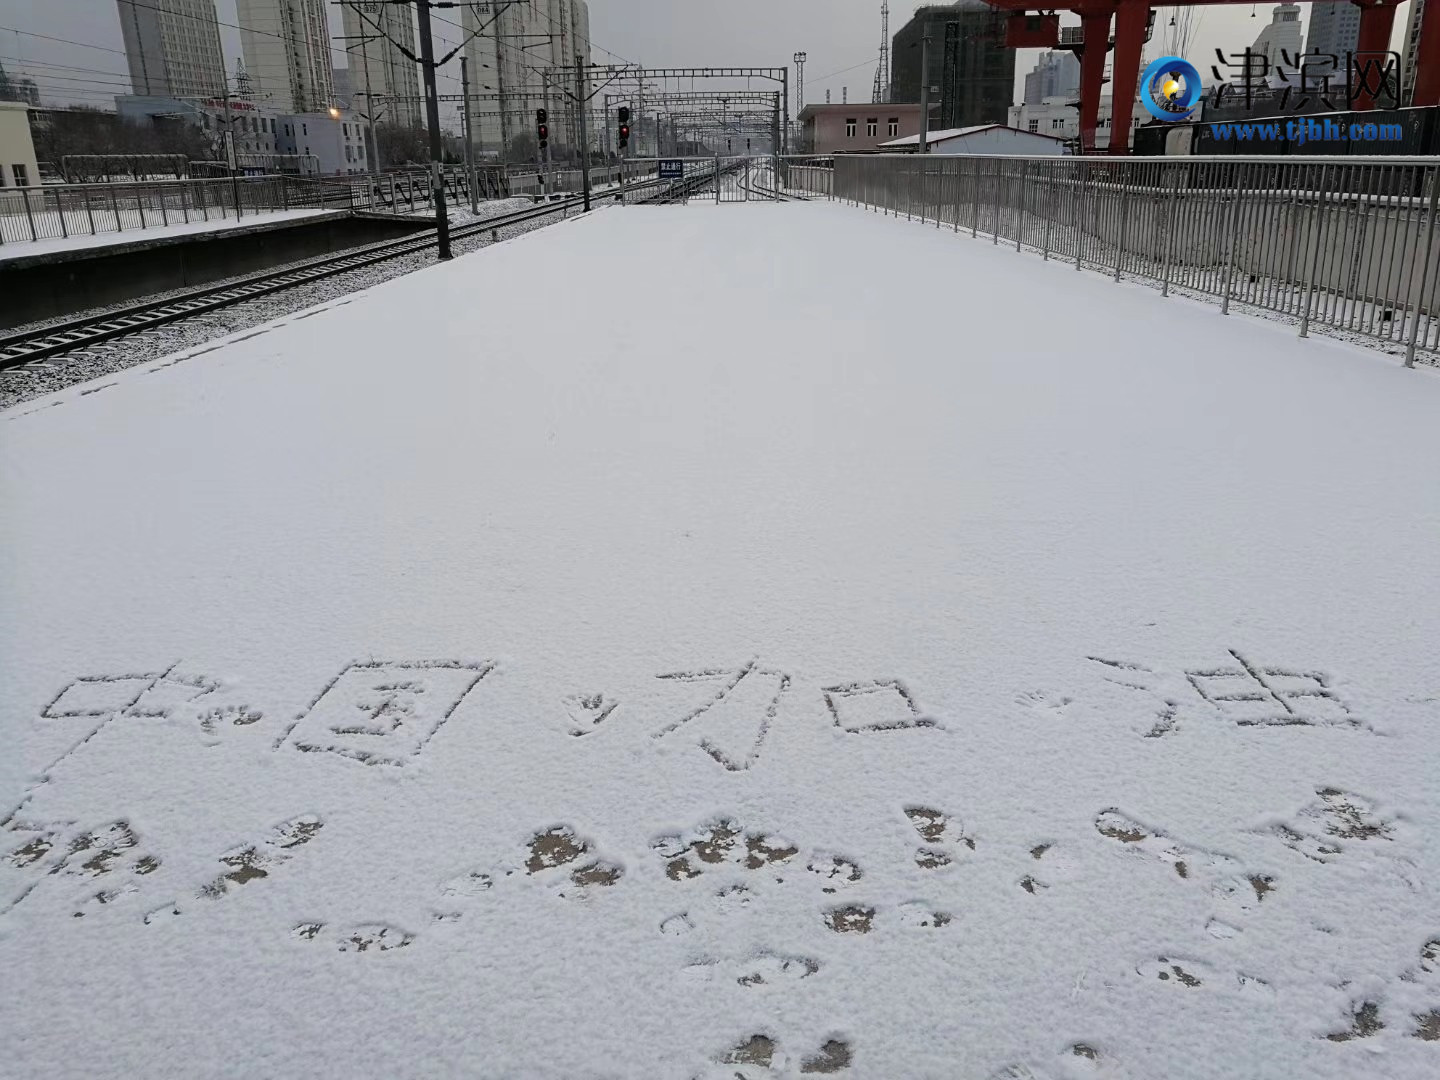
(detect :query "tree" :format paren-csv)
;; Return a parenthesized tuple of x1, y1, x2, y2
(375, 123, 429, 167)
(505, 132, 537, 164)
(30, 107, 211, 179)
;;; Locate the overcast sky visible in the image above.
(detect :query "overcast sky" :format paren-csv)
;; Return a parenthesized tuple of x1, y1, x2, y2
(0, 1, 1419, 120)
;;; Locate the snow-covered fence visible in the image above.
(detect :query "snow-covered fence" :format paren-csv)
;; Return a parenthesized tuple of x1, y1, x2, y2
(780, 157, 833, 197)
(0, 176, 346, 248)
(833, 154, 1440, 366)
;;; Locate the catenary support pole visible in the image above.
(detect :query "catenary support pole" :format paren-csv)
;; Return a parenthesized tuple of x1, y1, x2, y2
(577, 58, 593, 212)
(223, 76, 241, 220)
(415, 0, 451, 259)
(493, 11, 508, 156)
(461, 56, 477, 213)
(917, 35, 931, 154)
(361, 37, 380, 171)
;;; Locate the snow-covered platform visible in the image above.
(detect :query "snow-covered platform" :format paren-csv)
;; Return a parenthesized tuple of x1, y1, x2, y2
(4, 202, 1440, 1079)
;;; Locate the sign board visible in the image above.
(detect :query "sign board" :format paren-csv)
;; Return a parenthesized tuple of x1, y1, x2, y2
(659, 159, 685, 179)
(223, 132, 238, 171)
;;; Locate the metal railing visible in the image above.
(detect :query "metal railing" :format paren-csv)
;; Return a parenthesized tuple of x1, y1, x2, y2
(780, 156, 835, 197)
(0, 166, 536, 247)
(0, 176, 354, 248)
(504, 164, 641, 196)
(343, 167, 474, 215)
(831, 154, 1440, 366)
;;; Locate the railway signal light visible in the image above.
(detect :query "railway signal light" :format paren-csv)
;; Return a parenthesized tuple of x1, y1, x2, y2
(618, 106, 631, 151)
(536, 108, 549, 151)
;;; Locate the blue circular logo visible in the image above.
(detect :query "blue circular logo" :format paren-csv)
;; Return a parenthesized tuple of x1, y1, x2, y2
(1140, 56, 1201, 122)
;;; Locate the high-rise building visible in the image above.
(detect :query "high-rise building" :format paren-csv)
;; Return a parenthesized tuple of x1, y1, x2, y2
(332, 66, 352, 105)
(463, 0, 591, 157)
(237, 0, 336, 114)
(0, 61, 42, 106)
(1023, 50, 1080, 106)
(1400, 0, 1429, 105)
(1302, 0, 1361, 91)
(116, 0, 227, 98)
(339, 1, 421, 129)
(890, 2, 1014, 129)
(1237, 4, 1304, 89)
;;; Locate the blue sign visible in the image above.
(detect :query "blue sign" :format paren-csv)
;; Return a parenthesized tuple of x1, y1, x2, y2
(659, 160, 685, 179)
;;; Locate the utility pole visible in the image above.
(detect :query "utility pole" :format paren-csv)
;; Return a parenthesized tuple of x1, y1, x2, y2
(222, 73, 241, 219)
(781, 68, 790, 153)
(361, 39, 379, 171)
(541, 72, 552, 197)
(793, 52, 807, 114)
(414, 0, 451, 259)
(576, 56, 592, 212)
(461, 55, 476, 212)
(917, 35, 931, 154)
(493, 10, 508, 160)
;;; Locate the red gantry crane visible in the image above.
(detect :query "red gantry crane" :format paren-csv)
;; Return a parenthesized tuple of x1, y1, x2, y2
(986, 0, 1439, 154)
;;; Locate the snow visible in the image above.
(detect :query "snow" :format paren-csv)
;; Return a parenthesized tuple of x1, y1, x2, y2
(0, 208, 341, 263)
(4, 200, 1440, 1079)
(0, 196, 560, 414)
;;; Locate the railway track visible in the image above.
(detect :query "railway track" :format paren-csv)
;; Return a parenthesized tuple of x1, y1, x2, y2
(641, 162, 750, 205)
(735, 162, 809, 203)
(0, 185, 656, 372)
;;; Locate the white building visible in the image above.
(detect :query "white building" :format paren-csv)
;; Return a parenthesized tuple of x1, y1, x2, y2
(1238, 4, 1305, 90)
(237, 0, 336, 114)
(116, 0, 228, 99)
(1302, 0, 1360, 90)
(0, 100, 39, 188)
(275, 111, 369, 175)
(116, 94, 281, 159)
(339, 1, 422, 129)
(879, 124, 1069, 155)
(1007, 95, 1145, 151)
(462, 0, 592, 158)
(115, 94, 364, 175)
(1023, 50, 1080, 107)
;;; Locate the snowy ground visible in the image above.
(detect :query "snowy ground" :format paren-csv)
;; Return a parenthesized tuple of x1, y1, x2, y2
(0, 208, 340, 262)
(3, 201, 1440, 1080)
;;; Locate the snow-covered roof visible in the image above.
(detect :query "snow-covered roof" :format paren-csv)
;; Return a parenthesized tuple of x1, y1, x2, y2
(879, 124, 1068, 147)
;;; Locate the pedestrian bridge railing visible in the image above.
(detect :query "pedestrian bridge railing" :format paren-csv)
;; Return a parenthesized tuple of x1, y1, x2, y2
(828, 154, 1440, 366)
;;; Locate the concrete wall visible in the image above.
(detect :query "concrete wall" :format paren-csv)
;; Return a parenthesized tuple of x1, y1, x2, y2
(0, 102, 38, 188)
(0, 212, 429, 327)
(801, 105, 924, 154)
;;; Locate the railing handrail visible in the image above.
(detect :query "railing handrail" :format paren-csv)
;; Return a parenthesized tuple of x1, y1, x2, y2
(825, 153, 1440, 367)
(827, 151, 1440, 167)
